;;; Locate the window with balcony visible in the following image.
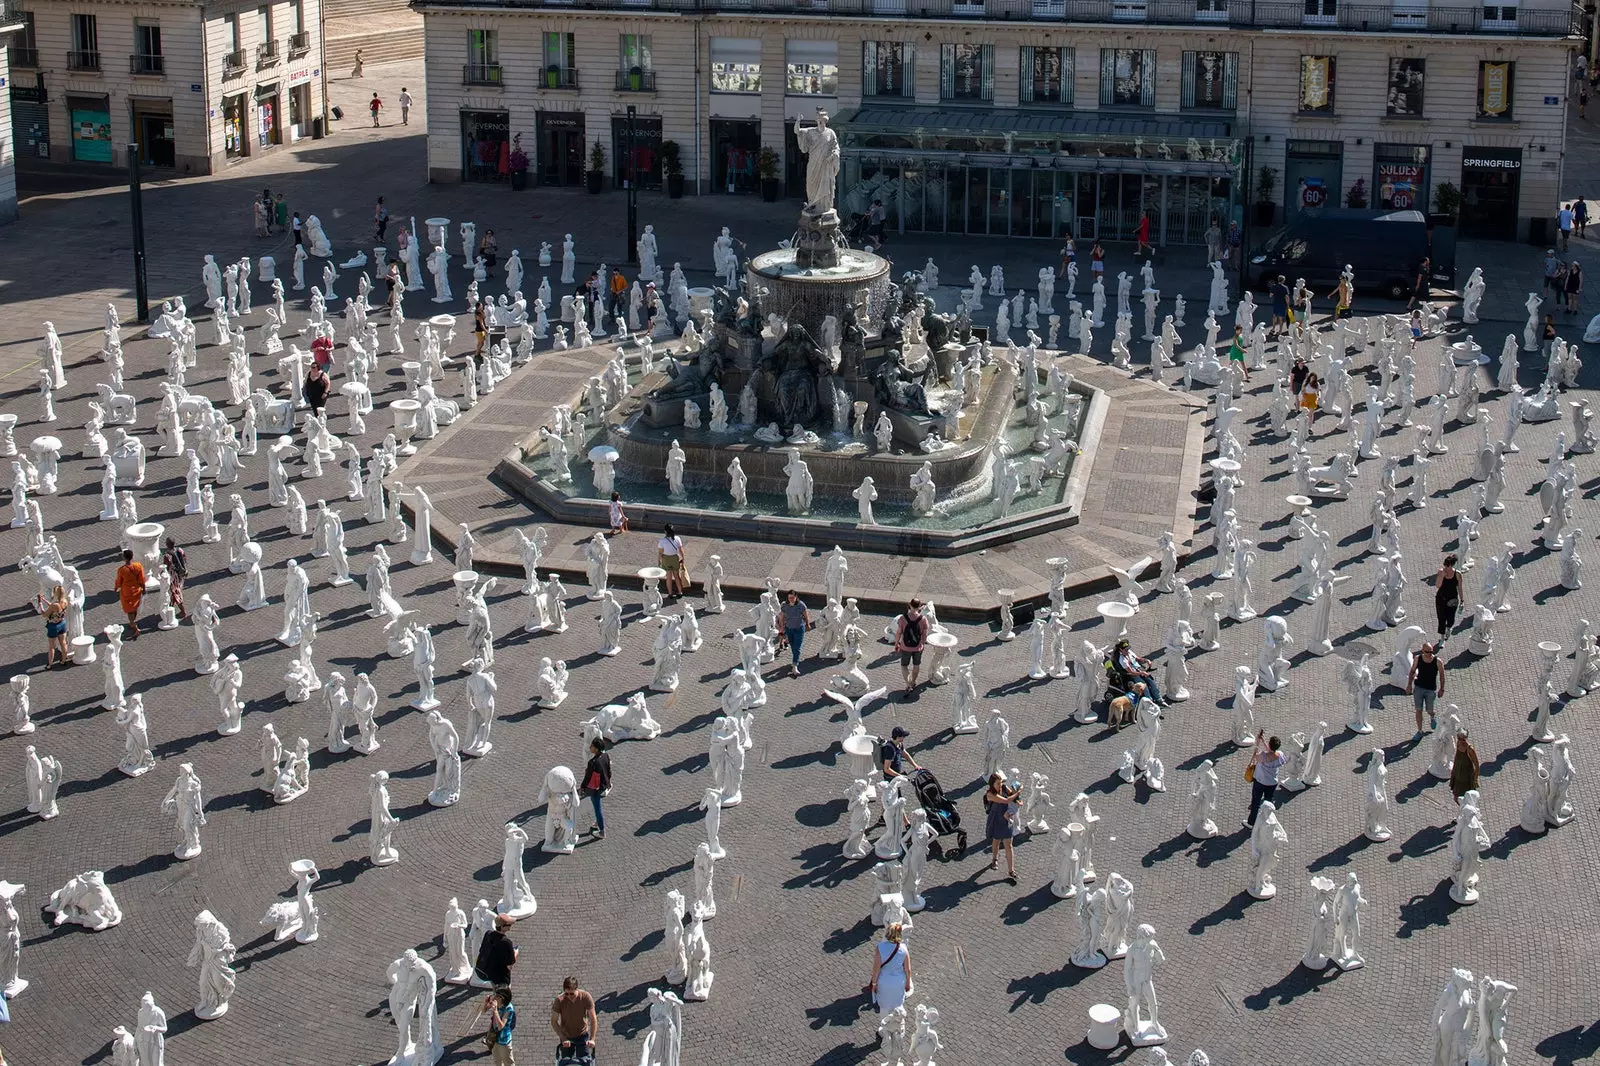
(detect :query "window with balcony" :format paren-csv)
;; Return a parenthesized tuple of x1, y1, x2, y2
(1019, 46, 1073, 105)
(465, 29, 500, 84)
(222, 14, 245, 76)
(1476, 60, 1513, 119)
(12, 12, 38, 67)
(1181, 50, 1236, 110)
(256, 4, 279, 66)
(710, 37, 761, 93)
(940, 43, 992, 102)
(617, 34, 654, 90)
(68, 13, 99, 71)
(786, 40, 837, 95)
(543, 31, 577, 88)
(132, 21, 163, 75)
(288, 0, 309, 56)
(1099, 48, 1154, 107)
(1298, 54, 1335, 113)
(862, 41, 913, 98)
(1481, 0, 1517, 28)
(1386, 57, 1424, 116)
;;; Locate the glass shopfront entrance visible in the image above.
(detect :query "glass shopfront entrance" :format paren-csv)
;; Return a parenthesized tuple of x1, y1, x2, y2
(538, 110, 585, 186)
(1460, 146, 1521, 241)
(835, 106, 1239, 243)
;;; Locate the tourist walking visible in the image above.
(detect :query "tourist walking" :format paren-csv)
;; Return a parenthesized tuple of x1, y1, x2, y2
(1565, 260, 1583, 314)
(868, 923, 912, 1015)
(1434, 553, 1464, 640)
(608, 492, 629, 534)
(369, 93, 383, 127)
(398, 86, 413, 126)
(38, 584, 68, 669)
(550, 977, 597, 1061)
(779, 590, 811, 676)
(114, 549, 146, 639)
(350, 48, 365, 78)
(304, 361, 331, 418)
(881, 726, 921, 780)
(581, 737, 611, 840)
(1227, 324, 1248, 382)
(1244, 732, 1286, 828)
(1269, 275, 1290, 338)
(1407, 643, 1444, 736)
(893, 599, 929, 693)
(373, 197, 388, 241)
(479, 229, 498, 270)
(162, 537, 188, 621)
(1299, 372, 1321, 430)
(1449, 732, 1480, 805)
(1575, 196, 1589, 238)
(983, 771, 1020, 880)
(657, 524, 689, 597)
(1558, 202, 1574, 251)
(473, 914, 519, 988)
(1543, 249, 1562, 295)
(484, 989, 516, 1065)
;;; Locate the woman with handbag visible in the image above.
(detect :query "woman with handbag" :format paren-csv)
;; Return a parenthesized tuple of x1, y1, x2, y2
(657, 523, 690, 598)
(1245, 731, 1287, 829)
(581, 738, 612, 840)
(868, 922, 912, 1017)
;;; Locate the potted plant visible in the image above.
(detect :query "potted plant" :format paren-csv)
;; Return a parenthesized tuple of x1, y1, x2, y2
(758, 146, 781, 202)
(1254, 165, 1278, 227)
(546, 63, 561, 88)
(507, 133, 529, 191)
(661, 139, 684, 199)
(1345, 178, 1369, 209)
(629, 64, 644, 91)
(1433, 181, 1462, 223)
(587, 140, 606, 193)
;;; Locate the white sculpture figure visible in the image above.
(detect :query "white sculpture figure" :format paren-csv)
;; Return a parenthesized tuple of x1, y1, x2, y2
(681, 913, 714, 1002)
(981, 709, 1012, 782)
(784, 449, 814, 513)
(843, 778, 876, 859)
(537, 765, 581, 853)
(1231, 666, 1258, 747)
(158, 760, 207, 863)
(115, 696, 156, 776)
(46, 869, 122, 930)
(665, 438, 686, 497)
(709, 715, 746, 806)
(851, 475, 879, 525)
(369, 771, 400, 866)
(1335, 652, 1376, 734)
(1548, 733, 1577, 825)
(1325, 871, 1368, 972)
(497, 822, 537, 917)
(1303, 875, 1338, 970)
(8, 674, 31, 736)
(100, 625, 126, 710)
(186, 902, 233, 1024)
(0, 881, 25, 1001)
(410, 624, 439, 710)
(559, 234, 577, 285)
(1256, 615, 1293, 692)
(385, 950, 442, 1066)
(542, 573, 569, 633)
(1520, 747, 1554, 834)
(1121, 924, 1168, 1047)
(1248, 801, 1287, 899)
(1100, 872, 1136, 960)
(1179, 759, 1220, 841)
(425, 710, 460, 806)
(438, 898, 471, 985)
(270, 736, 311, 803)
(1070, 873, 1109, 969)
(1364, 749, 1393, 841)
(1450, 791, 1490, 904)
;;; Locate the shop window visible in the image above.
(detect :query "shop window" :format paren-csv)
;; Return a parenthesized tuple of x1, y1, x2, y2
(1374, 145, 1429, 211)
(1099, 48, 1155, 108)
(1476, 60, 1513, 119)
(862, 41, 913, 98)
(1181, 51, 1236, 110)
(940, 43, 992, 102)
(1020, 46, 1073, 105)
(710, 37, 761, 94)
(786, 40, 838, 96)
(1298, 55, 1336, 114)
(1386, 58, 1425, 116)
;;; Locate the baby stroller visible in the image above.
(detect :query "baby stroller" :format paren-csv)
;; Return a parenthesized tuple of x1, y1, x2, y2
(845, 210, 871, 245)
(906, 767, 966, 859)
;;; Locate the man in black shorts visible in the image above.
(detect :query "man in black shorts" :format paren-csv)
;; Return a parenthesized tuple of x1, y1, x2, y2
(893, 599, 929, 693)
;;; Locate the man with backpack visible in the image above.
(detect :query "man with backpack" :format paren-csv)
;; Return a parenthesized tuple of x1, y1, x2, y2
(894, 599, 929, 694)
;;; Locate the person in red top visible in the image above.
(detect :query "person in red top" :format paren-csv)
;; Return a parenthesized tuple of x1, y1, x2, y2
(369, 93, 382, 127)
(310, 334, 333, 370)
(1135, 212, 1153, 257)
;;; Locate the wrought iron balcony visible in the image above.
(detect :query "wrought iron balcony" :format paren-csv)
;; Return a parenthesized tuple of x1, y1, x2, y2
(288, 30, 310, 57)
(464, 62, 503, 84)
(66, 48, 101, 71)
(616, 68, 656, 90)
(223, 48, 246, 76)
(130, 52, 164, 75)
(257, 39, 279, 67)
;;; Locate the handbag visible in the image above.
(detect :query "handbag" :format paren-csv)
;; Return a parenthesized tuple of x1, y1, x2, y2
(1244, 760, 1256, 783)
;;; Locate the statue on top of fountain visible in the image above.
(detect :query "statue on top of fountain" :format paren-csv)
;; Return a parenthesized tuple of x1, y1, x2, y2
(871, 348, 935, 417)
(759, 322, 832, 429)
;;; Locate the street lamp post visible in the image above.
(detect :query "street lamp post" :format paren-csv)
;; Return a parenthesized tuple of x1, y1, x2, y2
(128, 142, 150, 324)
(626, 104, 638, 265)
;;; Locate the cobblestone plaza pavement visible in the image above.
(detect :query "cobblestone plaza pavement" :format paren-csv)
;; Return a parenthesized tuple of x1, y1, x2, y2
(2, 63, 1600, 1066)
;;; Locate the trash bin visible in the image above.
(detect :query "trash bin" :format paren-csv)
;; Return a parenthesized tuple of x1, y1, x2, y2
(1529, 216, 1549, 247)
(312, 116, 325, 139)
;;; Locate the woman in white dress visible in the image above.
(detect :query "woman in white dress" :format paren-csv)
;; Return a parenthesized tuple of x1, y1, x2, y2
(868, 922, 912, 1016)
